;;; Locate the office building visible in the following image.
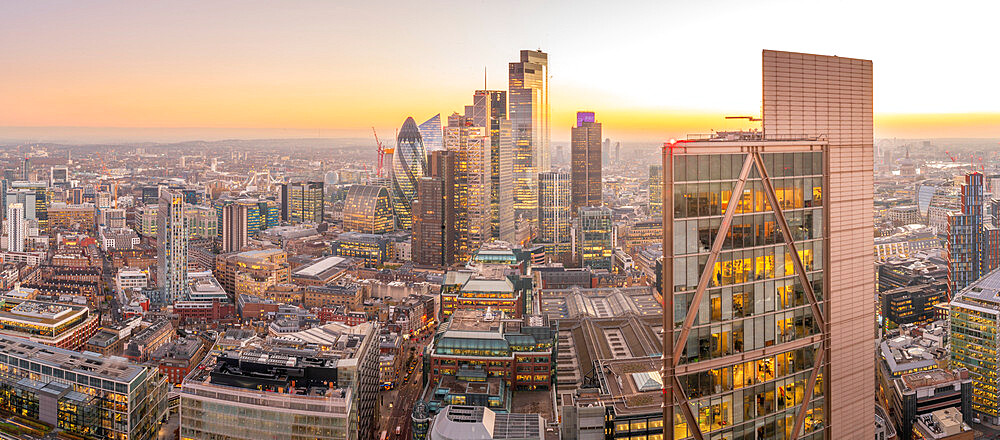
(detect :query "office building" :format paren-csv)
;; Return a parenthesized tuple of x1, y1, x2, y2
(571, 111, 602, 213)
(660, 50, 874, 439)
(537, 171, 571, 262)
(413, 150, 457, 267)
(6, 202, 23, 252)
(423, 310, 555, 389)
(47, 202, 96, 230)
(157, 189, 188, 303)
(949, 269, 1000, 424)
(214, 249, 291, 297)
(577, 206, 613, 270)
(879, 281, 948, 330)
(0, 298, 100, 350)
(332, 232, 391, 267)
(0, 334, 168, 440)
(419, 113, 443, 152)
(649, 164, 662, 217)
(391, 117, 429, 229)
(946, 172, 986, 295)
(342, 185, 394, 234)
(509, 49, 549, 225)
(221, 202, 249, 253)
(446, 112, 491, 263)
(8, 182, 47, 231)
(427, 406, 544, 440)
(468, 90, 515, 242)
(49, 166, 68, 185)
(214, 197, 278, 241)
(439, 271, 525, 319)
(281, 181, 324, 224)
(185, 205, 217, 239)
(179, 323, 380, 440)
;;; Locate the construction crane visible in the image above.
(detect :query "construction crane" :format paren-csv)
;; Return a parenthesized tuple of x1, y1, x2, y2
(944, 150, 959, 163)
(372, 127, 387, 178)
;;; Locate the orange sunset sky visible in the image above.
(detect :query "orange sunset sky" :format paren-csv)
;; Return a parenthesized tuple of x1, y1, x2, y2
(2, 0, 999, 144)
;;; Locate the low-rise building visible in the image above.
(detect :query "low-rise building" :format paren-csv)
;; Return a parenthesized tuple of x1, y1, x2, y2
(0, 298, 99, 349)
(151, 337, 208, 384)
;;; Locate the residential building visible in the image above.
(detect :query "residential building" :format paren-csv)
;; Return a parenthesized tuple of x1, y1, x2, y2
(157, 189, 188, 303)
(220, 202, 249, 253)
(946, 172, 985, 295)
(6, 202, 24, 252)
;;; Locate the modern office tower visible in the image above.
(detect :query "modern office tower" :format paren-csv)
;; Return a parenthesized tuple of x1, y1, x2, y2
(538, 171, 571, 262)
(10, 181, 47, 231)
(6, 202, 24, 252)
(602, 137, 611, 168)
(281, 181, 324, 224)
(70, 186, 84, 204)
(509, 49, 550, 225)
(615, 141, 621, 165)
(50, 165, 68, 185)
(179, 323, 380, 440)
(391, 117, 429, 229)
(946, 172, 986, 295)
(661, 50, 873, 440)
(0, 335, 168, 440)
(577, 206, 613, 270)
(221, 202, 249, 253)
(214, 197, 277, 240)
(185, 206, 217, 239)
(158, 189, 188, 303)
(445, 113, 491, 263)
(343, 185, 394, 234)
(649, 164, 663, 217)
(950, 271, 1000, 425)
(571, 111, 603, 213)
(418, 113, 443, 152)
(413, 150, 457, 267)
(468, 90, 515, 242)
(21, 157, 29, 180)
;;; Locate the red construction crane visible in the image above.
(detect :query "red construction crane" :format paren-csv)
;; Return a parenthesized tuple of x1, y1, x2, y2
(944, 150, 958, 163)
(372, 127, 386, 178)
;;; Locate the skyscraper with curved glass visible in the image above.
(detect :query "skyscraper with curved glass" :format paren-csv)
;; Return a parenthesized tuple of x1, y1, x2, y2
(392, 117, 428, 229)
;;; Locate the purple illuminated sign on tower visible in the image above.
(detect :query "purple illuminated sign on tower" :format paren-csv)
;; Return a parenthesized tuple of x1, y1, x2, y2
(576, 111, 595, 127)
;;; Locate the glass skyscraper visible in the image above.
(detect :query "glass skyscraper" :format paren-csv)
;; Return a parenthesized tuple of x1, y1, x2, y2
(571, 111, 602, 214)
(577, 206, 613, 270)
(509, 49, 549, 226)
(946, 172, 985, 295)
(343, 185, 394, 234)
(281, 181, 324, 224)
(467, 90, 514, 243)
(650, 164, 663, 218)
(418, 113, 443, 152)
(662, 50, 874, 439)
(445, 113, 490, 263)
(538, 171, 571, 262)
(392, 117, 428, 229)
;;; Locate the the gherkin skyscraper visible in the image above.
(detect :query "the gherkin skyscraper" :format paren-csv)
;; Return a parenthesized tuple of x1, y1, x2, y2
(391, 117, 428, 229)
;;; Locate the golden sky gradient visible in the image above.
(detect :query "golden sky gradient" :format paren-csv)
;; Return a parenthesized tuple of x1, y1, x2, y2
(2, 1, 999, 143)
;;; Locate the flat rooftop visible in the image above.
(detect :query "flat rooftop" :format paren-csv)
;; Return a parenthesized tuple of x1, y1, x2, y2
(0, 299, 87, 325)
(0, 334, 145, 383)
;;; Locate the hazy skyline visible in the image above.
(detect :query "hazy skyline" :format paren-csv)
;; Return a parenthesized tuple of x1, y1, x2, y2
(3, 0, 1000, 143)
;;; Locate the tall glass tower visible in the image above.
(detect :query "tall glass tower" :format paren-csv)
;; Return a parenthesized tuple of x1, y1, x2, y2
(445, 113, 490, 263)
(418, 114, 443, 152)
(392, 117, 429, 229)
(571, 111, 602, 213)
(538, 171, 571, 262)
(509, 49, 549, 226)
(662, 50, 874, 439)
(468, 90, 514, 243)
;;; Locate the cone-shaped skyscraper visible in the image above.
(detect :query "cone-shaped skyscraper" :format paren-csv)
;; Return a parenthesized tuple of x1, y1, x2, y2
(391, 117, 428, 229)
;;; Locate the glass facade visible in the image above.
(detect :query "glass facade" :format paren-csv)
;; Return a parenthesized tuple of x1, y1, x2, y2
(668, 148, 827, 439)
(578, 206, 613, 270)
(445, 115, 490, 263)
(342, 185, 393, 234)
(950, 274, 1000, 423)
(391, 117, 429, 230)
(650, 164, 663, 217)
(282, 181, 324, 224)
(571, 112, 602, 213)
(946, 172, 986, 294)
(418, 113, 443, 152)
(509, 50, 549, 224)
(538, 171, 571, 247)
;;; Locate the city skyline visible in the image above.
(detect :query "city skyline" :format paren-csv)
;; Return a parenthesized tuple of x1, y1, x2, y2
(3, 1, 1000, 144)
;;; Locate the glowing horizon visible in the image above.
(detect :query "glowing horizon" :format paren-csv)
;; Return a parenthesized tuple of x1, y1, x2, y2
(2, 1, 999, 144)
